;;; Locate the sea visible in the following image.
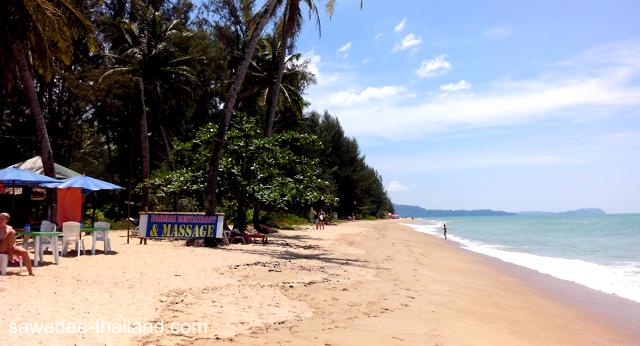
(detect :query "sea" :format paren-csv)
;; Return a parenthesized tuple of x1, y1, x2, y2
(404, 214, 640, 304)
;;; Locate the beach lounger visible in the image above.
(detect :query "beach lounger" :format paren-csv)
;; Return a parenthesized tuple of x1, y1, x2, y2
(247, 233, 268, 244)
(224, 230, 268, 245)
(225, 230, 247, 244)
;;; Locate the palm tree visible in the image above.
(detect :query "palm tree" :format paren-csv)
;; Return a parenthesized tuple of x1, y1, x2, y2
(265, 0, 364, 136)
(234, 34, 315, 229)
(99, 4, 197, 211)
(245, 0, 347, 230)
(206, 0, 361, 214)
(206, 0, 280, 214)
(0, 0, 93, 179)
(239, 34, 314, 116)
(264, 0, 318, 136)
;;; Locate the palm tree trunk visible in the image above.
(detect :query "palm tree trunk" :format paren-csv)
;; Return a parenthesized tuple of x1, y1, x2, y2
(12, 43, 57, 220)
(235, 192, 248, 231)
(206, 0, 279, 214)
(159, 125, 180, 210)
(265, 7, 292, 137)
(137, 77, 151, 211)
(252, 201, 262, 232)
(254, 7, 294, 228)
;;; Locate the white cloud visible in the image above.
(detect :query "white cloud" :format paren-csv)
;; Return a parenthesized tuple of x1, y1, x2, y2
(440, 80, 472, 92)
(394, 19, 407, 33)
(337, 42, 352, 59)
(328, 86, 409, 106)
(334, 77, 640, 139)
(305, 43, 640, 140)
(392, 33, 422, 52)
(416, 55, 452, 78)
(302, 51, 338, 86)
(374, 33, 384, 41)
(337, 42, 352, 53)
(484, 25, 512, 40)
(377, 153, 570, 173)
(387, 180, 409, 192)
(304, 52, 322, 80)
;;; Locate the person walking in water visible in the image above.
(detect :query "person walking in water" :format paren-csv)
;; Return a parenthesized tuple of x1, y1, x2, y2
(443, 224, 448, 239)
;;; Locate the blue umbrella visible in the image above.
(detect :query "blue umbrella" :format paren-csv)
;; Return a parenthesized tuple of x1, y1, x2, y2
(0, 167, 61, 185)
(0, 167, 60, 217)
(47, 175, 124, 229)
(47, 175, 124, 193)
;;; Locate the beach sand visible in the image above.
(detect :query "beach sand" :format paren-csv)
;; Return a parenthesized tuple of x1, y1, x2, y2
(1, 220, 638, 345)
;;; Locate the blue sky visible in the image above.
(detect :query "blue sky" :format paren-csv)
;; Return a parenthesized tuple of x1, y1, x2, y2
(292, 0, 640, 213)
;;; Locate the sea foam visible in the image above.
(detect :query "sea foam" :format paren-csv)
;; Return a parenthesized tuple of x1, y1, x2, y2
(402, 222, 640, 304)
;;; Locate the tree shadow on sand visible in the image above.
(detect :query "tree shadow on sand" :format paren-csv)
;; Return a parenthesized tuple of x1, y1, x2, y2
(217, 236, 373, 269)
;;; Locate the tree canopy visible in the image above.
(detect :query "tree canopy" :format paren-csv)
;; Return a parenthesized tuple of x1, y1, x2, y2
(1, 0, 393, 228)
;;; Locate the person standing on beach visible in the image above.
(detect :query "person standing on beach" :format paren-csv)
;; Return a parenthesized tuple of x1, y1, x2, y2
(0, 212, 34, 275)
(318, 209, 325, 230)
(314, 208, 320, 229)
(309, 207, 316, 224)
(443, 224, 447, 239)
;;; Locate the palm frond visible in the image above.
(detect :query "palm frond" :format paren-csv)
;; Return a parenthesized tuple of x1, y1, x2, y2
(98, 67, 134, 83)
(325, 0, 336, 17)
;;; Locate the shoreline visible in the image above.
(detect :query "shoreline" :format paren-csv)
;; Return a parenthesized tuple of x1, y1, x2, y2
(400, 221, 640, 341)
(1, 220, 638, 344)
(472, 247, 640, 341)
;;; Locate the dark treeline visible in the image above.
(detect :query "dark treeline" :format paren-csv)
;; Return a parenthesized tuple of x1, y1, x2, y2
(0, 0, 392, 229)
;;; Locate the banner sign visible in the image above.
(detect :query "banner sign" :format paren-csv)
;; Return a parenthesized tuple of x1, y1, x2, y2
(138, 212, 224, 239)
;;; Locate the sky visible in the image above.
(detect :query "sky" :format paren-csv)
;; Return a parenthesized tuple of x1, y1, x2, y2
(292, 0, 640, 213)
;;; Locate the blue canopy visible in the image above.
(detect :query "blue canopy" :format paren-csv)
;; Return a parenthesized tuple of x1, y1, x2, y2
(47, 175, 124, 192)
(0, 167, 61, 186)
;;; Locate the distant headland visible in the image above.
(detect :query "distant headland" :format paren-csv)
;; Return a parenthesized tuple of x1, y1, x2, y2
(392, 204, 516, 217)
(393, 204, 606, 217)
(518, 208, 606, 216)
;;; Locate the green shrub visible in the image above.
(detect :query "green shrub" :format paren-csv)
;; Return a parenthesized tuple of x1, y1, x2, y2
(110, 219, 132, 230)
(83, 208, 107, 224)
(264, 212, 310, 230)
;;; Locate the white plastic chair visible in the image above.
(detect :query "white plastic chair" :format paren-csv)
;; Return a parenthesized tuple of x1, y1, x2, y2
(61, 222, 85, 256)
(0, 254, 23, 275)
(92, 221, 111, 255)
(36, 221, 60, 265)
(21, 221, 54, 250)
(41, 220, 56, 232)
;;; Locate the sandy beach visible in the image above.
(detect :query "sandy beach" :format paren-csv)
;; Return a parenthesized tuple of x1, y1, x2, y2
(1, 220, 638, 345)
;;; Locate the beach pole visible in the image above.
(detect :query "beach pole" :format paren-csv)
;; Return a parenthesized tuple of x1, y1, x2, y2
(126, 197, 131, 245)
(11, 184, 15, 216)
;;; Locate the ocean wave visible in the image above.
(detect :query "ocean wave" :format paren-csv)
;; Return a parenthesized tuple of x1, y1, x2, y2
(402, 223, 640, 304)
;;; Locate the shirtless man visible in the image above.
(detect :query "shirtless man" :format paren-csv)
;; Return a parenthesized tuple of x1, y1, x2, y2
(0, 212, 34, 275)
